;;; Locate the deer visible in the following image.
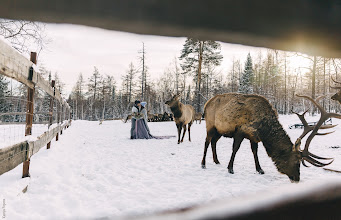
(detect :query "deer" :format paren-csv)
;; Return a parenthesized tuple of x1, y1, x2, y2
(162, 112, 171, 121)
(165, 94, 195, 144)
(123, 114, 132, 123)
(194, 112, 202, 124)
(201, 93, 341, 182)
(147, 111, 154, 122)
(330, 77, 341, 104)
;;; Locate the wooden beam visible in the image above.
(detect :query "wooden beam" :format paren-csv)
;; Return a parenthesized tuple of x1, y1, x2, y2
(0, 40, 35, 88)
(0, 0, 340, 57)
(22, 52, 36, 178)
(0, 40, 63, 103)
(128, 182, 341, 220)
(31, 121, 69, 155)
(0, 141, 28, 176)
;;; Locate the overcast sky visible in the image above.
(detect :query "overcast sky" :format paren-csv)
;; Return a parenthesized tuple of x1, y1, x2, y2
(36, 23, 270, 96)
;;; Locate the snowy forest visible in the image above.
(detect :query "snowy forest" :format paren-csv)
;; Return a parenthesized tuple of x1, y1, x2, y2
(65, 40, 341, 121)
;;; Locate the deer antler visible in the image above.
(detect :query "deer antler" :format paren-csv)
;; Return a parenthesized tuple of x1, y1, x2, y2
(292, 108, 337, 140)
(295, 95, 341, 167)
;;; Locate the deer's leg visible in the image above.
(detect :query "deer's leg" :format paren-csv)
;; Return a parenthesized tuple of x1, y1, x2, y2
(211, 133, 222, 164)
(201, 134, 213, 169)
(188, 122, 192, 142)
(180, 124, 187, 142)
(177, 124, 182, 144)
(251, 141, 264, 174)
(227, 134, 244, 174)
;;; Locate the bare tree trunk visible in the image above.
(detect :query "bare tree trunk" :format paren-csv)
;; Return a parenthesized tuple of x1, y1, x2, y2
(282, 53, 287, 114)
(312, 56, 317, 114)
(323, 58, 326, 108)
(197, 41, 203, 113)
(141, 42, 145, 100)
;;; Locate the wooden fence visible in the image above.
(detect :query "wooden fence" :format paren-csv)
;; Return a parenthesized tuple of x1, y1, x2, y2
(0, 39, 71, 178)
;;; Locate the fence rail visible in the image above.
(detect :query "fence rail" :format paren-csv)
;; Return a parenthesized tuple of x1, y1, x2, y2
(0, 40, 63, 103)
(0, 120, 71, 176)
(0, 38, 71, 178)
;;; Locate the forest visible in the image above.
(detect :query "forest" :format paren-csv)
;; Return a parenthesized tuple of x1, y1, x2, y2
(65, 39, 341, 121)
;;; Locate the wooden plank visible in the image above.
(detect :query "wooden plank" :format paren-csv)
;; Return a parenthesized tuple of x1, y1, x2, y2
(30, 125, 60, 155)
(0, 40, 63, 103)
(0, 141, 28, 175)
(0, 120, 70, 176)
(0, 40, 34, 88)
(23, 52, 35, 178)
(30, 121, 70, 156)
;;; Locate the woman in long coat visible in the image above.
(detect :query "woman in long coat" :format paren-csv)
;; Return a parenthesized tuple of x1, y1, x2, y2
(130, 100, 152, 139)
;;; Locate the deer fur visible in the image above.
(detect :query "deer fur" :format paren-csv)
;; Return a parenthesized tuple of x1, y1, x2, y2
(165, 94, 195, 144)
(202, 93, 301, 182)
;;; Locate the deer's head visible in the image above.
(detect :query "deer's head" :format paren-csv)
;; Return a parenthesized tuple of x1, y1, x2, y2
(331, 77, 341, 104)
(286, 95, 341, 182)
(165, 94, 180, 107)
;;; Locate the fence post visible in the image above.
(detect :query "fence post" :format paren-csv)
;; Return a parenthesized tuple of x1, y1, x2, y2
(60, 104, 63, 135)
(47, 80, 55, 149)
(56, 101, 60, 141)
(23, 52, 36, 178)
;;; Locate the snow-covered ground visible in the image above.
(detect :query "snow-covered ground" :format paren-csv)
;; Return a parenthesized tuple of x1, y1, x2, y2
(1, 115, 341, 219)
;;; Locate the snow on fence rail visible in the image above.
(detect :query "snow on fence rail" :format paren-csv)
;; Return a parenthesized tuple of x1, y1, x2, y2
(0, 38, 71, 178)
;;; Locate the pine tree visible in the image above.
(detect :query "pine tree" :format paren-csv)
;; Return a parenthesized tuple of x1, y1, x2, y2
(87, 67, 102, 120)
(239, 53, 254, 94)
(179, 38, 223, 112)
(121, 62, 136, 107)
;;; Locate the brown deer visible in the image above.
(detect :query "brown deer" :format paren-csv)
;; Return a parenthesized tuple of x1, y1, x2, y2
(165, 94, 195, 144)
(147, 111, 154, 122)
(331, 77, 341, 104)
(201, 93, 341, 182)
(194, 112, 202, 124)
(123, 114, 132, 123)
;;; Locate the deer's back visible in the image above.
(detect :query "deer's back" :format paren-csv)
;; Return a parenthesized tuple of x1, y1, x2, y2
(204, 93, 278, 141)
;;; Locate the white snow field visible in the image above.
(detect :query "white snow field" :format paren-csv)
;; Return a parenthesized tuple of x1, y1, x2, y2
(1, 115, 341, 219)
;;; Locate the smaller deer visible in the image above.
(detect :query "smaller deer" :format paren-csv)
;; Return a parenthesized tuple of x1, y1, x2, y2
(123, 114, 132, 123)
(194, 112, 202, 124)
(162, 112, 171, 121)
(165, 94, 195, 144)
(331, 77, 341, 104)
(147, 112, 154, 122)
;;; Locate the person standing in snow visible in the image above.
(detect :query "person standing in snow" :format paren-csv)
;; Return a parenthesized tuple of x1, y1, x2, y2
(140, 101, 150, 132)
(130, 100, 152, 139)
